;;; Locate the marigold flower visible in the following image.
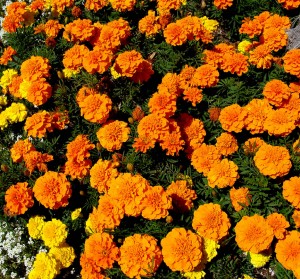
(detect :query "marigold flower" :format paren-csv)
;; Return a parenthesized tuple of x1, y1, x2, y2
(164, 22, 188, 46)
(283, 49, 300, 78)
(191, 64, 219, 88)
(159, 129, 185, 156)
(215, 132, 238, 156)
(94, 25, 121, 51)
(8, 75, 22, 98)
(24, 151, 53, 174)
(203, 43, 235, 68)
(63, 44, 88, 71)
(148, 90, 177, 118)
(119, 234, 162, 278)
(235, 214, 274, 253)
(178, 65, 197, 90)
(35, 20, 63, 38)
(20, 56, 51, 82)
(238, 40, 252, 54)
(254, 144, 292, 179)
(213, 0, 233, 9)
(132, 105, 144, 121)
(282, 177, 300, 209)
(239, 17, 263, 38)
(80, 252, 105, 279)
(49, 244, 76, 269)
(96, 120, 130, 152)
(230, 187, 251, 211)
(51, 0, 74, 13)
(23, 79, 52, 106)
(208, 107, 222, 122)
(83, 49, 113, 74)
(0, 69, 18, 93)
(10, 138, 36, 163)
(161, 228, 203, 272)
(264, 13, 290, 30)
(266, 213, 289, 239)
(139, 10, 161, 37)
(85, 0, 108, 11)
(243, 137, 266, 155)
(220, 52, 249, 76)
(219, 104, 246, 133)
(191, 144, 221, 176)
(33, 171, 72, 210)
(28, 252, 60, 279)
(158, 73, 181, 96)
(64, 19, 96, 42)
(183, 87, 203, 106)
(109, 0, 136, 11)
(66, 134, 95, 162)
(24, 111, 52, 138)
(261, 28, 287, 52)
(0, 46, 16, 65)
(263, 79, 291, 107)
(166, 180, 197, 213)
(108, 173, 150, 217)
(79, 93, 112, 124)
(192, 203, 231, 241)
(275, 231, 300, 272)
(207, 159, 239, 188)
(249, 250, 271, 268)
(27, 216, 45, 239)
(277, 0, 300, 9)
(249, 44, 274, 69)
(132, 136, 156, 153)
(5, 182, 34, 215)
(42, 219, 68, 248)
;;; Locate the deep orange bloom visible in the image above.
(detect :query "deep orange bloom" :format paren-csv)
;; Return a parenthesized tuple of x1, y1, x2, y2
(80, 253, 103, 279)
(159, 129, 185, 156)
(166, 180, 197, 213)
(203, 43, 235, 68)
(33, 171, 72, 210)
(192, 203, 231, 241)
(263, 79, 291, 107)
(277, 0, 300, 9)
(220, 52, 248, 76)
(243, 137, 266, 155)
(94, 25, 121, 51)
(66, 134, 95, 162)
(213, 0, 233, 9)
(161, 228, 203, 272)
(109, 0, 136, 11)
(63, 19, 95, 42)
(182, 87, 203, 106)
(178, 65, 197, 90)
(249, 44, 274, 69)
(64, 158, 92, 180)
(51, 0, 74, 14)
(34, 20, 63, 38)
(5, 182, 34, 215)
(266, 213, 289, 239)
(8, 75, 23, 98)
(138, 10, 161, 37)
(235, 214, 274, 253)
(157, 73, 181, 96)
(83, 49, 113, 74)
(0, 46, 16, 65)
(239, 17, 263, 38)
(275, 231, 300, 272)
(132, 136, 156, 153)
(283, 177, 300, 209)
(20, 56, 51, 82)
(24, 151, 53, 174)
(261, 28, 287, 52)
(263, 14, 291, 30)
(219, 104, 246, 133)
(24, 79, 52, 106)
(84, 232, 119, 269)
(85, 0, 108, 11)
(119, 234, 162, 278)
(254, 144, 291, 179)
(283, 49, 300, 78)
(24, 111, 52, 138)
(229, 187, 251, 211)
(164, 22, 188, 46)
(63, 44, 89, 71)
(207, 159, 239, 188)
(76, 86, 99, 107)
(215, 132, 238, 156)
(10, 139, 36, 163)
(191, 64, 219, 88)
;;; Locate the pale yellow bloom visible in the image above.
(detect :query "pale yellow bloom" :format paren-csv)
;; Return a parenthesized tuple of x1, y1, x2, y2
(110, 65, 121, 79)
(238, 40, 252, 54)
(249, 250, 271, 268)
(0, 69, 18, 92)
(62, 68, 80, 78)
(200, 16, 219, 33)
(71, 208, 82, 220)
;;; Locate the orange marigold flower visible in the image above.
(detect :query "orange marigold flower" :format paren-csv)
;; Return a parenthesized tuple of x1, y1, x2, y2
(191, 144, 221, 176)
(254, 144, 291, 179)
(0, 46, 16, 65)
(106, 18, 131, 44)
(166, 180, 197, 213)
(264, 108, 297, 137)
(280, 91, 300, 119)
(85, 0, 108, 11)
(8, 75, 23, 98)
(86, 195, 124, 233)
(157, 73, 181, 96)
(219, 104, 246, 133)
(24, 151, 53, 174)
(78, 93, 112, 124)
(83, 49, 113, 74)
(203, 43, 235, 68)
(215, 132, 238, 156)
(229, 187, 251, 211)
(64, 158, 92, 179)
(207, 159, 239, 189)
(139, 10, 161, 37)
(76, 86, 99, 107)
(182, 87, 203, 106)
(66, 134, 95, 162)
(263, 14, 291, 30)
(239, 17, 263, 38)
(24, 111, 52, 138)
(50, 110, 69, 130)
(261, 28, 287, 52)
(5, 182, 34, 215)
(140, 186, 172, 220)
(191, 64, 219, 88)
(80, 253, 103, 279)
(137, 114, 169, 141)
(90, 159, 119, 194)
(275, 231, 300, 272)
(283, 49, 300, 78)
(283, 177, 300, 209)
(293, 210, 300, 228)
(244, 98, 273, 134)
(213, 0, 233, 9)
(235, 214, 274, 253)
(132, 105, 144, 121)
(130, 60, 154, 83)
(94, 25, 121, 51)
(249, 44, 274, 69)
(220, 52, 249, 76)
(266, 213, 289, 239)
(64, 19, 96, 43)
(107, 173, 150, 216)
(159, 129, 185, 156)
(192, 203, 231, 241)
(243, 137, 266, 155)
(96, 120, 130, 152)
(35, 20, 63, 38)
(84, 232, 119, 269)
(20, 56, 51, 82)
(208, 107, 222, 122)
(263, 79, 291, 107)
(51, 0, 75, 14)
(164, 22, 188, 46)
(109, 0, 136, 11)
(24, 79, 52, 106)
(119, 234, 162, 278)
(161, 228, 203, 272)
(10, 139, 36, 163)
(33, 171, 72, 210)
(132, 136, 156, 153)
(178, 65, 197, 90)
(277, 0, 300, 9)
(63, 44, 88, 71)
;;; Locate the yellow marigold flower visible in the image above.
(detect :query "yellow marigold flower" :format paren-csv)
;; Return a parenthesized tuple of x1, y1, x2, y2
(110, 65, 121, 79)
(238, 40, 252, 54)
(19, 79, 31, 99)
(49, 244, 76, 268)
(62, 68, 80, 78)
(200, 16, 219, 32)
(0, 95, 8, 106)
(249, 250, 271, 268)
(71, 208, 82, 220)
(0, 69, 18, 93)
(202, 237, 220, 263)
(28, 252, 60, 279)
(41, 219, 68, 248)
(27, 216, 46, 240)
(182, 262, 206, 279)
(5, 103, 27, 123)
(0, 111, 8, 130)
